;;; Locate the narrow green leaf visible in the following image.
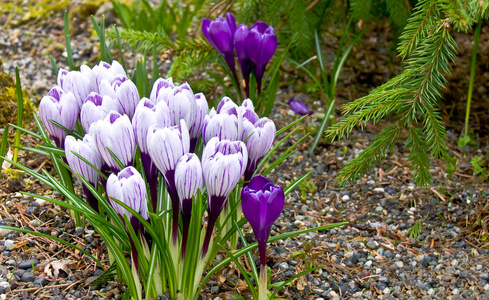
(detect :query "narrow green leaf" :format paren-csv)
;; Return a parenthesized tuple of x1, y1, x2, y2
(64, 11, 74, 70)
(14, 67, 23, 163)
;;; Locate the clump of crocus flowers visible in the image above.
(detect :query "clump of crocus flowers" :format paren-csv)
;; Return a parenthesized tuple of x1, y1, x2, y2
(38, 58, 282, 298)
(202, 13, 277, 97)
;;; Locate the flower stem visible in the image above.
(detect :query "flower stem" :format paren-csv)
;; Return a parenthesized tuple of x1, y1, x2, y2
(259, 264, 268, 300)
(464, 16, 481, 137)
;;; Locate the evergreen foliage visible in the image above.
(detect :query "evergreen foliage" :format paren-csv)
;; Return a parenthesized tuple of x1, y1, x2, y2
(327, 0, 487, 187)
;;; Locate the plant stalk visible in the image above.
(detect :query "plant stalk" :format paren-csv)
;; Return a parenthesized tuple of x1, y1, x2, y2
(464, 17, 481, 137)
(259, 264, 267, 300)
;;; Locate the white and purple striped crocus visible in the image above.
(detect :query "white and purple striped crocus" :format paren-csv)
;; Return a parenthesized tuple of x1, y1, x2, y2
(202, 97, 243, 144)
(245, 21, 277, 93)
(99, 75, 140, 119)
(106, 166, 149, 271)
(201, 13, 240, 91)
(167, 82, 197, 127)
(189, 93, 209, 152)
(175, 153, 203, 258)
(241, 175, 284, 267)
(80, 92, 120, 133)
(150, 77, 175, 104)
(90, 60, 126, 93)
(91, 111, 135, 172)
(132, 98, 171, 210)
(39, 87, 79, 149)
(241, 115, 276, 181)
(147, 119, 190, 243)
(65, 135, 103, 211)
(201, 137, 248, 256)
(57, 68, 91, 109)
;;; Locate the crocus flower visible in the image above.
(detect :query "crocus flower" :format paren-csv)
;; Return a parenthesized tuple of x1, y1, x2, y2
(241, 175, 284, 266)
(91, 111, 136, 172)
(175, 153, 203, 258)
(80, 92, 120, 133)
(147, 120, 190, 243)
(201, 137, 248, 256)
(167, 82, 197, 127)
(99, 75, 140, 119)
(106, 166, 149, 226)
(234, 24, 252, 97)
(241, 117, 276, 181)
(246, 21, 277, 93)
(189, 93, 209, 152)
(90, 60, 126, 93)
(202, 97, 243, 144)
(65, 135, 103, 211)
(202, 13, 240, 91)
(150, 77, 175, 104)
(132, 98, 171, 210)
(106, 166, 149, 271)
(288, 98, 314, 115)
(57, 68, 91, 109)
(39, 88, 79, 149)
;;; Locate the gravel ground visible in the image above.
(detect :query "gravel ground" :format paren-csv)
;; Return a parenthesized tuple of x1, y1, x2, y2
(1, 4, 489, 300)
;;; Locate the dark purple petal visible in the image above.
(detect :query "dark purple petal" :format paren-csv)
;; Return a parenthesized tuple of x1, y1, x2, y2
(288, 98, 314, 115)
(225, 12, 236, 34)
(248, 174, 271, 191)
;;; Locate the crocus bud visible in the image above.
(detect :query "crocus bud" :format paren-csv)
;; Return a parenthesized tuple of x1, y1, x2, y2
(189, 93, 209, 152)
(202, 109, 241, 144)
(175, 153, 203, 258)
(150, 77, 175, 104)
(241, 117, 276, 181)
(241, 175, 284, 266)
(147, 119, 190, 242)
(57, 68, 91, 109)
(201, 137, 248, 256)
(288, 98, 314, 115)
(106, 166, 149, 272)
(39, 89, 79, 149)
(91, 111, 136, 172)
(167, 82, 197, 127)
(80, 92, 120, 133)
(202, 13, 240, 90)
(234, 24, 252, 97)
(106, 166, 149, 224)
(90, 60, 126, 93)
(246, 21, 277, 93)
(132, 98, 171, 210)
(99, 75, 140, 119)
(65, 135, 103, 211)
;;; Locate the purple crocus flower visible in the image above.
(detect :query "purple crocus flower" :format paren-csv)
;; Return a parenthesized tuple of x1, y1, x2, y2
(241, 117, 276, 181)
(65, 135, 103, 211)
(99, 75, 140, 119)
(80, 92, 120, 133)
(288, 98, 314, 115)
(241, 175, 284, 266)
(57, 68, 91, 109)
(147, 119, 190, 243)
(175, 153, 203, 258)
(132, 98, 171, 210)
(106, 166, 149, 271)
(246, 22, 277, 93)
(234, 24, 252, 97)
(39, 88, 79, 149)
(91, 111, 136, 172)
(201, 137, 248, 256)
(202, 13, 240, 91)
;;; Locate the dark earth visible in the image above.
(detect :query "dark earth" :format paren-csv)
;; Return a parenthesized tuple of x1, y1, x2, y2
(1, 2, 489, 300)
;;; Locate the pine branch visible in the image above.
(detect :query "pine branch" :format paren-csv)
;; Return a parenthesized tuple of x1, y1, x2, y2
(398, 0, 439, 59)
(336, 125, 402, 185)
(405, 126, 432, 185)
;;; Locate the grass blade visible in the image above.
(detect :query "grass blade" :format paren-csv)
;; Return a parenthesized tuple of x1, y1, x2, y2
(14, 67, 23, 163)
(64, 11, 74, 70)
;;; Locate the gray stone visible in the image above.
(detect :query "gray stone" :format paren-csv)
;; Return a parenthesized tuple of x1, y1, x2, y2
(4, 240, 15, 251)
(20, 272, 35, 282)
(18, 259, 39, 270)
